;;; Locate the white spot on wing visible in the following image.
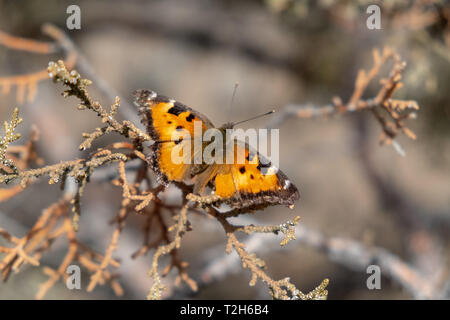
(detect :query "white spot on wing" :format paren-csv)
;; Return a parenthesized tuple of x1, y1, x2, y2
(265, 166, 278, 175)
(284, 180, 291, 189)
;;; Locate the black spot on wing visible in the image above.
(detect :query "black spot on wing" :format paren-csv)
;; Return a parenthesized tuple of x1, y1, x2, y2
(176, 126, 183, 130)
(168, 105, 186, 116)
(239, 166, 246, 174)
(256, 157, 272, 174)
(246, 152, 256, 163)
(186, 113, 195, 122)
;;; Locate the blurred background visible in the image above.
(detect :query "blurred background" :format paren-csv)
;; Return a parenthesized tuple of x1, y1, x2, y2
(0, 0, 449, 299)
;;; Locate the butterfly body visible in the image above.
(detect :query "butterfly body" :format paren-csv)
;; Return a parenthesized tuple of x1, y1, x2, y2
(134, 89, 299, 210)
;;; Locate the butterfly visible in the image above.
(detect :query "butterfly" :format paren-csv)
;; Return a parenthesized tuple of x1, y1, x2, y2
(133, 89, 299, 210)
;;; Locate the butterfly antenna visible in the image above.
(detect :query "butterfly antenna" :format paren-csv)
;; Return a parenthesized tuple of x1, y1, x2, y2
(231, 110, 275, 127)
(227, 82, 239, 123)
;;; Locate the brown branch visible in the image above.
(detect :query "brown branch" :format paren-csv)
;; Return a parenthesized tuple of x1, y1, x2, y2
(0, 30, 55, 54)
(0, 26, 77, 104)
(0, 23, 137, 123)
(195, 202, 328, 300)
(266, 48, 419, 155)
(41, 23, 141, 123)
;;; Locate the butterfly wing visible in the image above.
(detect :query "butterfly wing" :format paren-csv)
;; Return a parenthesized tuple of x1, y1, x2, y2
(193, 140, 300, 209)
(134, 89, 214, 185)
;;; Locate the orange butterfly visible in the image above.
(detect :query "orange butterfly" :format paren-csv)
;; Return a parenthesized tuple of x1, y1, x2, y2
(133, 89, 299, 210)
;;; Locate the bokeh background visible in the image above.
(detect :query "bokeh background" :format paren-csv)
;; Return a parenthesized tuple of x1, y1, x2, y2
(0, 0, 449, 299)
